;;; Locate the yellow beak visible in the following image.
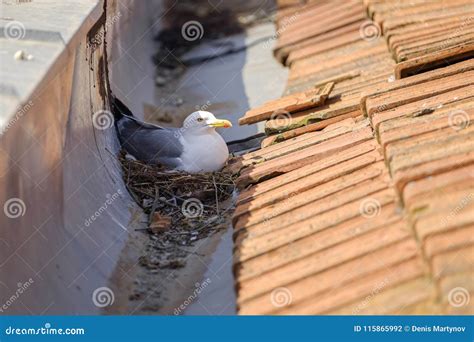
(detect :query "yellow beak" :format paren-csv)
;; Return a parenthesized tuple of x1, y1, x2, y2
(209, 119, 232, 128)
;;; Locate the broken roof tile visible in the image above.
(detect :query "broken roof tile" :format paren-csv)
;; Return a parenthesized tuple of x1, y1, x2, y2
(238, 82, 334, 125)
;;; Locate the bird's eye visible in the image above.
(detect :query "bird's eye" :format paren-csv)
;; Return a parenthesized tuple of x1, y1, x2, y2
(197, 118, 204, 122)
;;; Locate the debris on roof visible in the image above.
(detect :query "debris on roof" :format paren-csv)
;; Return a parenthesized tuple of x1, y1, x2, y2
(238, 82, 334, 125)
(232, 0, 474, 315)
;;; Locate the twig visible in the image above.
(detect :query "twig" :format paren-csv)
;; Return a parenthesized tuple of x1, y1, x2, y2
(148, 186, 160, 226)
(212, 175, 219, 214)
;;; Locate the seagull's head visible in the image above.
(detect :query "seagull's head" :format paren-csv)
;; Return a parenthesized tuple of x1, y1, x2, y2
(183, 111, 232, 131)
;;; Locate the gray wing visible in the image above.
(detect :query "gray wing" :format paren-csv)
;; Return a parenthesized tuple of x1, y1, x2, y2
(117, 115, 184, 167)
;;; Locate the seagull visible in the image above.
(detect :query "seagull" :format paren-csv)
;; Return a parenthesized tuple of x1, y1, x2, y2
(113, 98, 232, 173)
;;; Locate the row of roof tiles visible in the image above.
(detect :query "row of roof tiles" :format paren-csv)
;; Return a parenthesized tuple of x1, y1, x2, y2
(231, 0, 474, 315)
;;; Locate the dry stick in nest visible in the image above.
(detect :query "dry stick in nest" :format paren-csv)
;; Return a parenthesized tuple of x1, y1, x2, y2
(119, 152, 235, 236)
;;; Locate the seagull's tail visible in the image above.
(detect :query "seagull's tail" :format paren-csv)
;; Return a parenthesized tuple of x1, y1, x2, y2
(111, 96, 165, 145)
(111, 96, 134, 121)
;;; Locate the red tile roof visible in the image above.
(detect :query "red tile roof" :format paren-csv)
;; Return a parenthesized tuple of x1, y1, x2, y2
(231, 0, 474, 315)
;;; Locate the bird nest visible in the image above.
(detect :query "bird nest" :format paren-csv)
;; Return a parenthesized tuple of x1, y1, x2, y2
(119, 152, 236, 269)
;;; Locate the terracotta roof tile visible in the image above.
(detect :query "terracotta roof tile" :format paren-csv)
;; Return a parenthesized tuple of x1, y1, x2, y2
(366, 71, 474, 117)
(415, 199, 474, 242)
(441, 273, 474, 314)
(237, 219, 410, 304)
(393, 150, 474, 196)
(265, 94, 362, 134)
(287, 29, 363, 65)
(232, 0, 474, 315)
(234, 157, 386, 227)
(403, 165, 474, 209)
(289, 42, 389, 81)
(260, 113, 361, 147)
(432, 245, 474, 279)
(388, 16, 474, 51)
(382, 4, 474, 32)
(275, 3, 365, 50)
(329, 277, 436, 315)
(394, 43, 474, 79)
(425, 226, 474, 259)
(238, 82, 334, 125)
(380, 105, 474, 152)
(235, 187, 398, 263)
(238, 238, 420, 314)
(277, 258, 425, 315)
(236, 125, 373, 188)
(275, 21, 365, 64)
(236, 202, 402, 280)
(236, 139, 380, 203)
(360, 58, 474, 116)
